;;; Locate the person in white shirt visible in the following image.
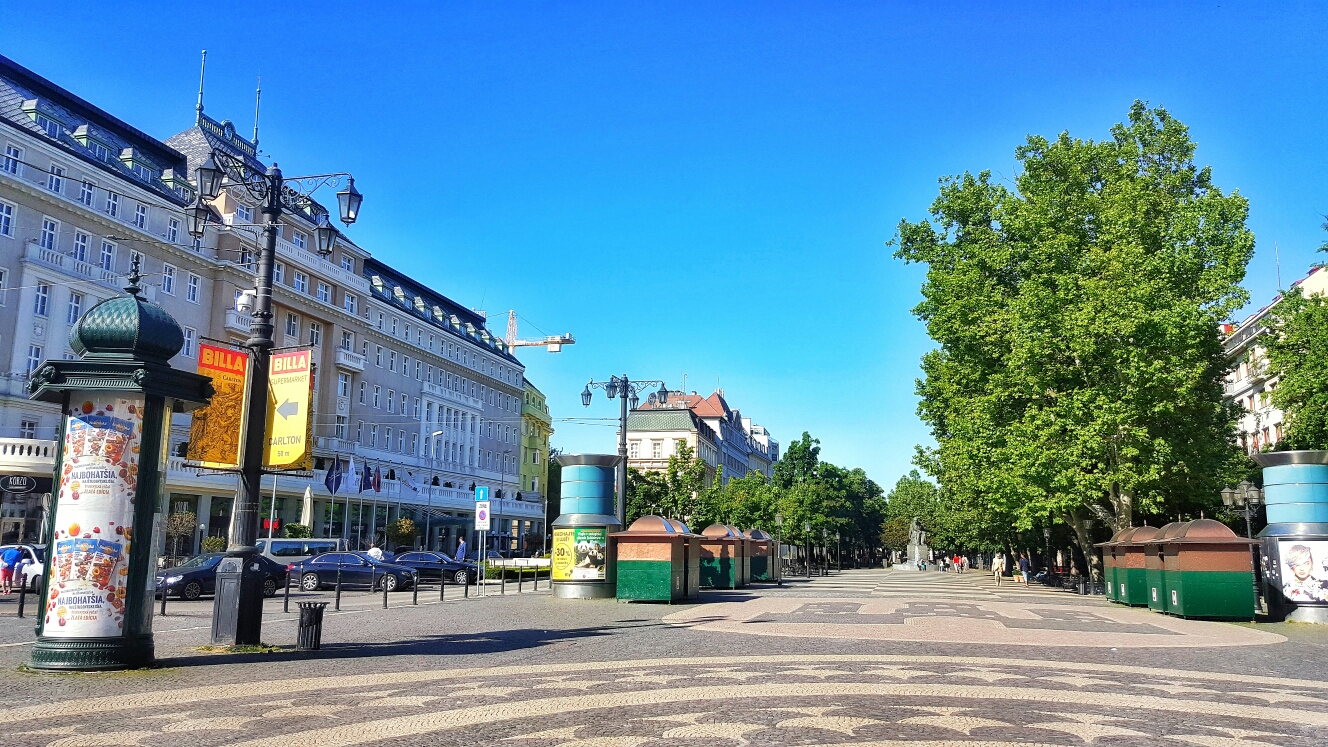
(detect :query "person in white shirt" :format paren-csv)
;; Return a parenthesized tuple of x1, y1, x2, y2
(366, 543, 384, 561)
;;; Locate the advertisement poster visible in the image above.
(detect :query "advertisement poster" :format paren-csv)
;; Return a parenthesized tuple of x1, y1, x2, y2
(46, 394, 145, 637)
(265, 349, 313, 469)
(186, 344, 248, 468)
(1278, 539, 1328, 604)
(552, 527, 607, 581)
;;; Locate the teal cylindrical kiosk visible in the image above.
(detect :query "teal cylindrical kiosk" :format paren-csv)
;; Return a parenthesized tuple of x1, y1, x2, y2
(27, 265, 212, 669)
(550, 454, 622, 599)
(1254, 451, 1328, 623)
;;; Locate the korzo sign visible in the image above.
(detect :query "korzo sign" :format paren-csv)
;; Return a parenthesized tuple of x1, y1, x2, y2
(0, 475, 36, 493)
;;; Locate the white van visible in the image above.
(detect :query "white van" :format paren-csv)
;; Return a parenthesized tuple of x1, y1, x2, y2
(253, 538, 346, 565)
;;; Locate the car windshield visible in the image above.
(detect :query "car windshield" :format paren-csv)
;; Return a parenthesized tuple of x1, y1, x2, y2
(176, 555, 222, 569)
(353, 553, 386, 565)
(29, 546, 46, 562)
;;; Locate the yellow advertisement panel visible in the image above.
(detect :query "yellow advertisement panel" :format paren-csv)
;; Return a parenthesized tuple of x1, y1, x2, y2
(552, 528, 575, 581)
(186, 344, 249, 468)
(552, 527, 607, 581)
(265, 349, 312, 469)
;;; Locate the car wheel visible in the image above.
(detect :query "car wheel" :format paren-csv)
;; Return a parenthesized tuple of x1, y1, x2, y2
(182, 581, 203, 601)
(453, 569, 469, 586)
(263, 577, 278, 597)
(301, 573, 321, 592)
(381, 573, 398, 592)
(29, 575, 40, 593)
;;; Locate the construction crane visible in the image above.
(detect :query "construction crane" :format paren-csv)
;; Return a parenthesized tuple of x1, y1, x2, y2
(506, 310, 575, 352)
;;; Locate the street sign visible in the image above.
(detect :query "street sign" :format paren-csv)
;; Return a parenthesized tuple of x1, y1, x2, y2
(186, 344, 249, 468)
(0, 475, 36, 494)
(475, 500, 491, 531)
(265, 349, 313, 469)
(475, 485, 489, 502)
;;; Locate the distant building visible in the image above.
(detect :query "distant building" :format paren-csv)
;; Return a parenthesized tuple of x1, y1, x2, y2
(1222, 265, 1328, 454)
(629, 388, 777, 485)
(520, 378, 552, 500)
(624, 407, 720, 486)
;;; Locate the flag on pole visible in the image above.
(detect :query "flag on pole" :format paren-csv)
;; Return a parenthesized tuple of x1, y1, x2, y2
(373, 466, 382, 492)
(345, 457, 358, 493)
(359, 460, 373, 493)
(403, 470, 421, 493)
(324, 455, 344, 495)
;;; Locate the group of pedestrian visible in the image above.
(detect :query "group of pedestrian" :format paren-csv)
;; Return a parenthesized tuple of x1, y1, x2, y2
(0, 546, 26, 594)
(989, 551, 1032, 587)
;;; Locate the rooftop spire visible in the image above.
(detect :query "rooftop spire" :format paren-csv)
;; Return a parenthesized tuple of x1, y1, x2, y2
(124, 253, 142, 298)
(195, 49, 207, 124)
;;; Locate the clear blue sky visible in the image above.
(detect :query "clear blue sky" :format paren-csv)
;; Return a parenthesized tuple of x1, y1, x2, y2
(5, 3, 1326, 489)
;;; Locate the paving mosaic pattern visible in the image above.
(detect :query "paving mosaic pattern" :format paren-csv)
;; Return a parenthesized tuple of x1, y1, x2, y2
(7, 654, 1328, 746)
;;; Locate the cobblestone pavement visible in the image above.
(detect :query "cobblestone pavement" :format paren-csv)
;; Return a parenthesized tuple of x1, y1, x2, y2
(2, 568, 1327, 747)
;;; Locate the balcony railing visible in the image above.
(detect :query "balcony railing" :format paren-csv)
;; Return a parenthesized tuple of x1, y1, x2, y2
(223, 309, 253, 334)
(334, 347, 366, 372)
(24, 240, 120, 290)
(275, 237, 370, 294)
(423, 380, 483, 409)
(0, 438, 57, 471)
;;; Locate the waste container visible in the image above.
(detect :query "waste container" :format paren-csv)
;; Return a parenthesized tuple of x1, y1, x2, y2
(1096, 528, 1130, 603)
(1116, 525, 1158, 607)
(296, 601, 329, 650)
(745, 529, 776, 582)
(699, 524, 746, 589)
(1161, 519, 1256, 620)
(211, 550, 265, 645)
(1146, 523, 1186, 613)
(728, 525, 750, 586)
(612, 516, 701, 602)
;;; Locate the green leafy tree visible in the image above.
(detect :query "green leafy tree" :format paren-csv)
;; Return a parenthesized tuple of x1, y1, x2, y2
(1267, 284, 1328, 449)
(165, 511, 196, 562)
(282, 523, 312, 539)
(201, 535, 227, 554)
(386, 517, 418, 548)
(880, 517, 910, 555)
(896, 102, 1252, 577)
(773, 432, 820, 488)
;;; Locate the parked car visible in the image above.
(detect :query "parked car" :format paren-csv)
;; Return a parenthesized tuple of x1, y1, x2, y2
(253, 538, 346, 565)
(462, 550, 508, 563)
(294, 552, 417, 592)
(154, 553, 289, 600)
(0, 544, 45, 592)
(392, 551, 478, 585)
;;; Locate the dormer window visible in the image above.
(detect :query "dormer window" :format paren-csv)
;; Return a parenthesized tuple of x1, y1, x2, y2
(161, 169, 194, 202)
(132, 163, 156, 182)
(70, 126, 110, 161)
(21, 100, 63, 138)
(370, 275, 385, 293)
(120, 148, 158, 183)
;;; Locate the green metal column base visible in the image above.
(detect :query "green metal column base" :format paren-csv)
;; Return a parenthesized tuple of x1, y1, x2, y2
(29, 634, 154, 671)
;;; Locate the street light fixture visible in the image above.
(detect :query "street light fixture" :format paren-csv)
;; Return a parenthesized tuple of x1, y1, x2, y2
(187, 148, 361, 647)
(1222, 481, 1264, 538)
(774, 512, 783, 586)
(804, 520, 812, 578)
(580, 375, 669, 525)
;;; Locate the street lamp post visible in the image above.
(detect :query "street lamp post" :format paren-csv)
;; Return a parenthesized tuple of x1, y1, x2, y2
(1222, 481, 1265, 539)
(580, 376, 669, 525)
(804, 521, 812, 578)
(836, 530, 841, 572)
(187, 150, 361, 645)
(821, 528, 828, 577)
(1043, 525, 1052, 577)
(774, 512, 783, 586)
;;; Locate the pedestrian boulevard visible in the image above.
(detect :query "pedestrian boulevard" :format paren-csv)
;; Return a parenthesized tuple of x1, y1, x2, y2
(783, 566, 1082, 601)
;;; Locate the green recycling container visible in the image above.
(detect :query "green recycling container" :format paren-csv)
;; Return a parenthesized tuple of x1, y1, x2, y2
(699, 524, 745, 589)
(1162, 519, 1256, 620)
(1118, 525, 1159, 606)
(1146, 523, 1186, 612)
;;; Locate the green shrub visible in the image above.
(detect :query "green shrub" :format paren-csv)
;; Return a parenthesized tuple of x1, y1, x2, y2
(201, 535, 227, 553)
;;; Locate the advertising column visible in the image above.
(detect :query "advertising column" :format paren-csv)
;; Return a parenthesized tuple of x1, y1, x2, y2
(1255, 451, 1328, 623)
(550, 454, 622, 599)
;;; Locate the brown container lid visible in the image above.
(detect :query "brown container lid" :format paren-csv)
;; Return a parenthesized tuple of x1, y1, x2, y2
(1095, 527, 1135, 549)
(702, 524, 739, 539)
(1126, 525, 1160, 544)
(666, 518, 694, 535)
(744, 528, 772, 540)
(1171, 518, 1257, 545)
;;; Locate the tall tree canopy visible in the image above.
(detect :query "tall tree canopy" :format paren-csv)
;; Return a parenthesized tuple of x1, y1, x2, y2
(1267, 281, 1328, 450)
(895, 102, 1252, 574)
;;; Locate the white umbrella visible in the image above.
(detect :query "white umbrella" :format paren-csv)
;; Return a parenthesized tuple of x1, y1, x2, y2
(300, 484, 314, 526)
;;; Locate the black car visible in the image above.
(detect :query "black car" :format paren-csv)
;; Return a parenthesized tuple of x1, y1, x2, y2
(155, 553, 289, 600)
(392, 551, 478, 585)
(295, 552, 417, 592)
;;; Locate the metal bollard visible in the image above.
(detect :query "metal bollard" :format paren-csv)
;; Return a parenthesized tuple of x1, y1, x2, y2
(283, 571, 292, 614)
(335, 565, 343, 611)
(382, 576, 389, 609)
(501, 566, 506, 595)
(464, 575, 470, 598)
(159, 585, 167, 616)
(17, 581, 27, 618)
(519, 566, 524, 593)
(440, 574, 445, 601)
(412, 573, 419, 605)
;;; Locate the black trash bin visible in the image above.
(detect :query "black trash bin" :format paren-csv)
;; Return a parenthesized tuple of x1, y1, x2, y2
(211, 550, 265, 645)
(297, 602, 329, 650)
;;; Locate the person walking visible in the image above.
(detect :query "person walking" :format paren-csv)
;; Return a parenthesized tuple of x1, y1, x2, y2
(366, 543, 384, 561)
(455, 535, 468, 563)
(1017, 553, 1031, 586)
(993, 552, 1005, 586)
(0, 545, 19, 594)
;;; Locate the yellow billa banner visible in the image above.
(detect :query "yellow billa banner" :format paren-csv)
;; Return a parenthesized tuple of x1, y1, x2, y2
(186, 343, 249, 468)
(265, 349, 313, 469)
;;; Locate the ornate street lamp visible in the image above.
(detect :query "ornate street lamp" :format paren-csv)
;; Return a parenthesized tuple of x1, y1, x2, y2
(804, 520, 812, 578)
(580, 375, 669, 525)
(774, 512, 783, 585)
(185, 149, 361, 646)
(313, 214, 338, 256)
(1222, 481, 1264, 538)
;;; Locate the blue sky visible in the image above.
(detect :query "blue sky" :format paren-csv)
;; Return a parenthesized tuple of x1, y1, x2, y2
(5, 3, 1326, 489)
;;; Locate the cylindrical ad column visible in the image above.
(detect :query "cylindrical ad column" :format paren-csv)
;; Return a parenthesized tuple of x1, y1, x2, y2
(550, 455, 622, 599)
(1255, 451, 1328, 623)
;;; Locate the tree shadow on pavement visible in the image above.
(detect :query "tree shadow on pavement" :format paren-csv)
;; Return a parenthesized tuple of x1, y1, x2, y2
(159, 622, 665, 668)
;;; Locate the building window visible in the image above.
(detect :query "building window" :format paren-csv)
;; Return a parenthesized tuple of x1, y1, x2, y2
(132, 163, 155, 182)
(182, 327, 196, 357)
(167, 217, 180, 244)
(236, 204, 252, 222)
(292, 231, 307, 251)
(376, 312, 384, 330)
(343, 293, 357, 314)
(651, 441, 663, 459)
(401, 393, 408, 415)
(105, 192, 119, 218)
(340, 255, 354, 273)
(40, 217, 59, 250)
(387, 390, 396, 413)
(341, 330, 354, 350)
(370, 425, 379, 448)
(0, 201, 11, 236)
(34, 283, 50, 317)
(391, 318, 398, 336)
(293, 272, 308, 293)
(411, 433, 418, 455)
(308, 321, 321, 347)
(398, 431, 404, 451)
(72, 232, 89, 262)
(66, 293, 83, 324)
(2, 145, 21, 175)
(388, 351, 396, 372)
(317, 282, 331, 304)
(186, 274, 200, 303)
(79, 180, 94, 206)
(99, 241, 115, 271)
(239, 248, 254, 267)
(358, 382, 367, 404)
(337, 372, 350, 397)
(134, 205, 148, 229)
(285, 313, 299, 337)
(19, 419, 38, 439)
(192, 236, 203, 252)
(373, 385, 381, 408)
(47, 164, 65, 194)
(26, 345, 43, 375)
(628, 441, 640, 459)
(334, 415, 347, 439)
(161, 264, 176, 295)
(375, 346, 383, 366)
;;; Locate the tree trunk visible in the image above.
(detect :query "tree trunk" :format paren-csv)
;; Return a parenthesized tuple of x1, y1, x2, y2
(1064, 508, 1102, 581)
